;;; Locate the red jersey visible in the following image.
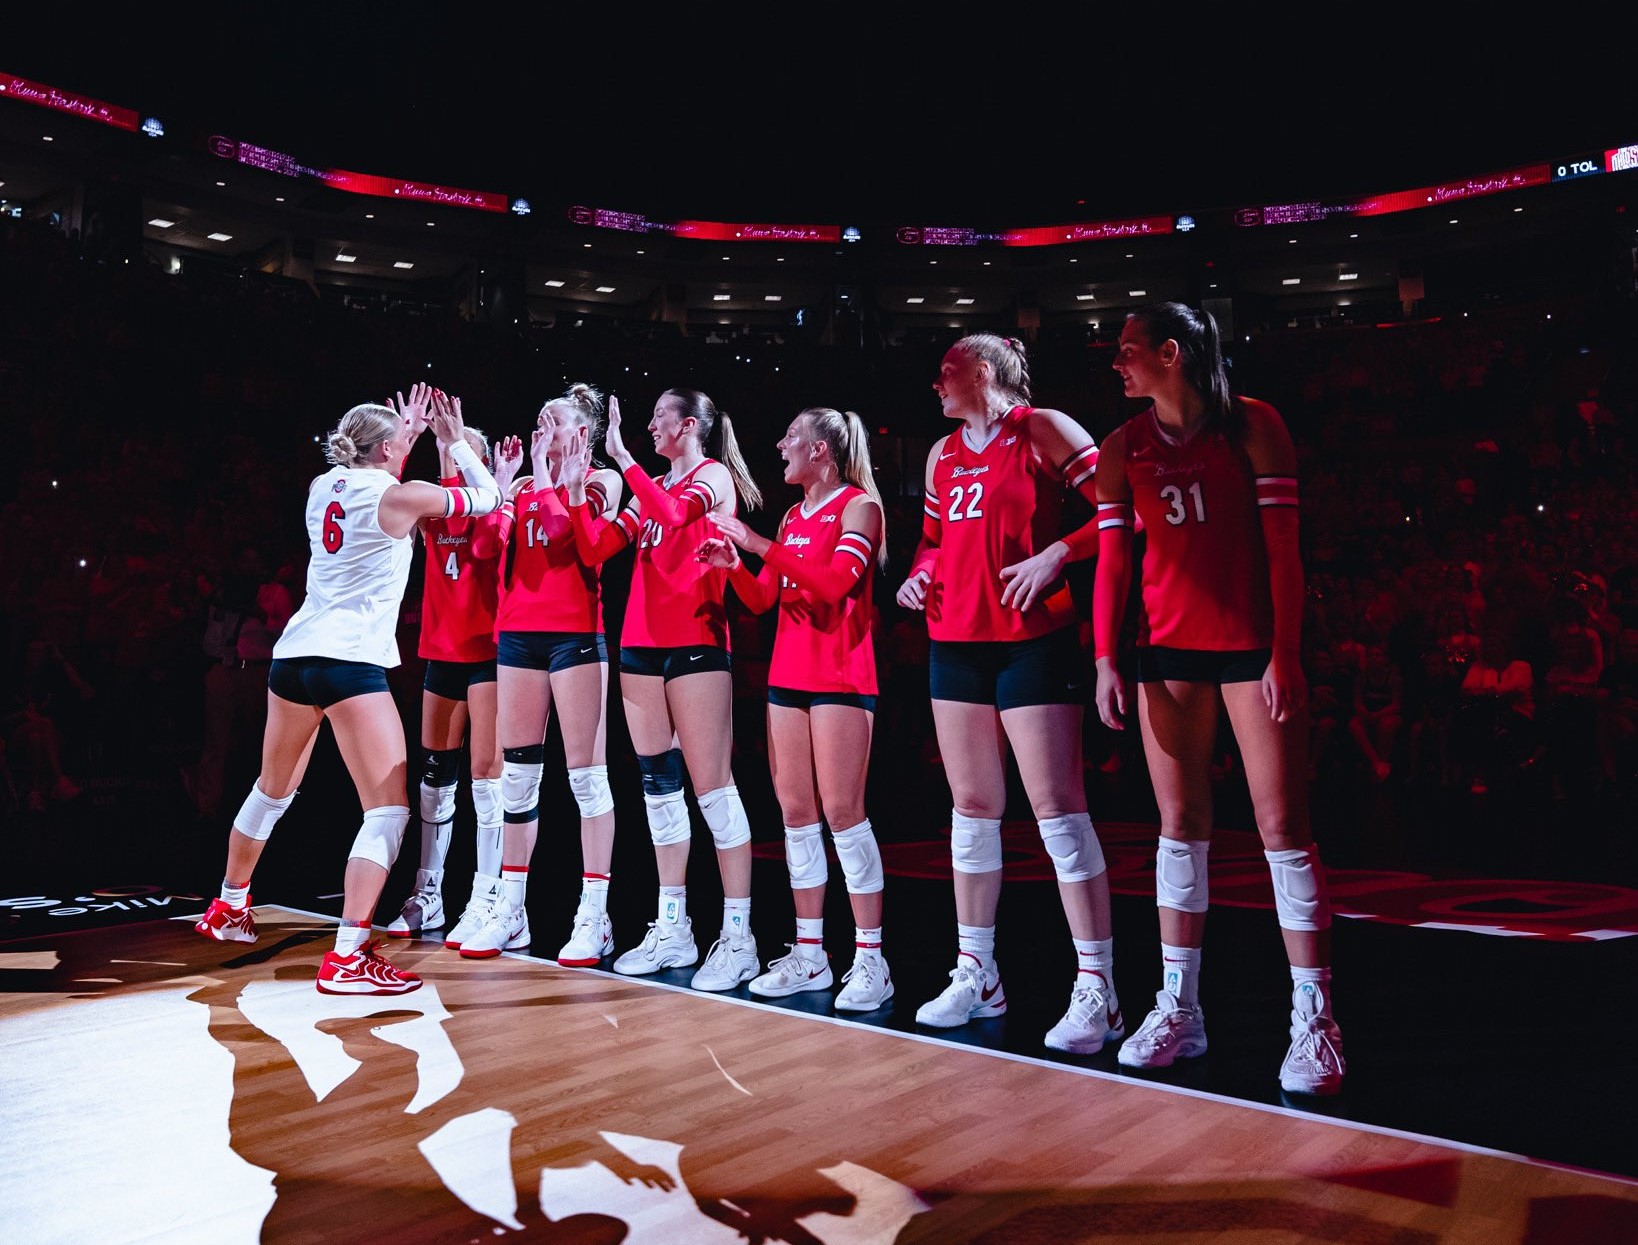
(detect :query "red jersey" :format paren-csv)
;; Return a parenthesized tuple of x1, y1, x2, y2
(496, 481, 607, 635)
(923, 406, 1077, 642)
(418, 502, 503, 662)
(767, 485, 878, 694)
(619, 460, 730, 649)
(1120, 407, 1273, 650)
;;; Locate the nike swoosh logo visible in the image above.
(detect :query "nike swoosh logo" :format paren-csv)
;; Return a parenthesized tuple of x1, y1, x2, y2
(1108, 1007, 1123, 1029)
(980, 979, 1002, 1003)
(689, 654, 704, 662)
(939, 452, 956, 460)
(579, 646, 594, 655)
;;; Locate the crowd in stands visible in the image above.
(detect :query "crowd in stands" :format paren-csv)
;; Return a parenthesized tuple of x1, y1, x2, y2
(4, 213, 1635, 880)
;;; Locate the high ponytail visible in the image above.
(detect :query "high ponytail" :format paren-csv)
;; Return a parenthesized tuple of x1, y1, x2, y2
(802, 406, 887, 568)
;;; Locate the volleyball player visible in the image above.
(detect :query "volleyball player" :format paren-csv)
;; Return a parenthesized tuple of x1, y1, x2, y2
(457, 385, 625, 965)
(195, 385, 502, 994)
(1094, 302, 1345, 1095)
(383, 425, 516, 942)
(895, 333, 1123, 1054)
(569, 390, 765, 992)
(697, 406, 893, 1012)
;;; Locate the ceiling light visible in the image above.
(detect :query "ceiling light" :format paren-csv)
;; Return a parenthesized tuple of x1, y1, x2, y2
(763, 295, 782, 302)
(393, 261, 414, 270)
(713, 294, 731, 301)
(148, 218, 175, 228)
(956, 298, 974, 305)
(1339, 272, 1358, 281)
(1281, 278, 1300, 285)
(595, 286, 615, 293)
(544, 279, 565, 288)
(906, 297, 925, 305)
(1076, 294, 1095, 301)
(1127, 290, 1146, 297)
(335, 253, 356, 263)
(207, 232, 233, 242)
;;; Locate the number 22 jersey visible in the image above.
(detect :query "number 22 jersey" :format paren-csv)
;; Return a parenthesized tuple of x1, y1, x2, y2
(923, 406, 1077, 643)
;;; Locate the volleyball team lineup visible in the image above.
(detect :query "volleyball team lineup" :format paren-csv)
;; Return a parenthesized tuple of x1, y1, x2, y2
(191, 303, 1345, 1100)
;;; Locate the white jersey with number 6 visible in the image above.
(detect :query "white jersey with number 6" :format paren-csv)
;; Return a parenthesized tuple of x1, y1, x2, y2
(275, 466, 412, 668)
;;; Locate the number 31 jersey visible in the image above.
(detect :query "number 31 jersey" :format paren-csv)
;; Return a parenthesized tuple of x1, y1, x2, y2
(276, 465, 412, 668)
(924, 405, 1076, 642)
(1120, 406, 1272, 651)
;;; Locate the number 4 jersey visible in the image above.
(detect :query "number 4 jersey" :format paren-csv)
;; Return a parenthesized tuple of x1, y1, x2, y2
(276, 465, 414, 668)
(924, 405, 1078, 642)
(1120, 405, 1273, 651)
(419, 476, 505, 662)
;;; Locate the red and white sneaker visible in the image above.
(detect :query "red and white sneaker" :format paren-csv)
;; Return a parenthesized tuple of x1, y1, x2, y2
(748, 945, 834, 998)
(316, 941, 423, 995)
(195, 897, 258, 943)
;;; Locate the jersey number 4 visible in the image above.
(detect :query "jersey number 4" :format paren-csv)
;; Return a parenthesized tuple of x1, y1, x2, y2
(1159, 481, 1207, 525)
(323, 501, 346, 553)
(945, 482, 985, 522)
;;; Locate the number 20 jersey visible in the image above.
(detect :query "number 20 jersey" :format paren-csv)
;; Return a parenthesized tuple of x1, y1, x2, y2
(276, 465, 412, 668)
(924, 405, 1076, 642)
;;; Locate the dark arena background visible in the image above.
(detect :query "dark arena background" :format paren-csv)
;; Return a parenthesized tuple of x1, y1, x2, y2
(3, 17, 1637, 1245)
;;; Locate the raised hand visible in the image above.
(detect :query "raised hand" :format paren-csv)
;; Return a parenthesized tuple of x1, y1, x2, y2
(529, 426, 555, 488)
(492, 434, 524, 496)
(604, 395, 633, 468)
(429, 390, 466, 448)
(558, 429, 592, 494)
(392, 381, 435, 434)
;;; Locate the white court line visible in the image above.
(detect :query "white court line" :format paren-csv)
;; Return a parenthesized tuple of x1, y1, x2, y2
(215, 906, 1638, 1188)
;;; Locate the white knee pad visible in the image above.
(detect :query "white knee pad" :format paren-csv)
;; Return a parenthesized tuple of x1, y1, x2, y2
(644, 790, 692, 846)
(698, 785, 751, 850)
(567, 764, 615, 818)
(832, 819, 884, 894)
(1265, 846, 1331, 931)
(349, 805, 411, 870)
(950, 811, 1003, 875)
(419, 779, 457, 829)
(1155, 838, 1211, 913)
(1038, 812, 1106, 884)
(470, 776, 502, 827)
(232, 782, 296, 842)
(784, 822, 828, 890)
(501, 760, 544, 821)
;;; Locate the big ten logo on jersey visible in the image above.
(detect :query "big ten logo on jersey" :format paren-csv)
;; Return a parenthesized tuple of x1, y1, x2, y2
(638, 517, 665, 550)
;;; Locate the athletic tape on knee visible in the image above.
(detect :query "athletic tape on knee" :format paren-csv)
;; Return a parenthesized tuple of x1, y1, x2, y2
(833, 819, 884, 894)
(1264, 846, 1331, 931)
(784, 822, 828, 890)
(349, 805, 411, 870)
(698, 785, 751, 850)
(950, 811, 1003, 875)
(636, 748, 686, 797)
(644, 790, 691, 846)
(232, 781, 296, 842)
(501, 752, 545, 823)
(1155, 838, 1210, 913)
(567, 764, 615, 817)
(1038, 812, 1106, 883)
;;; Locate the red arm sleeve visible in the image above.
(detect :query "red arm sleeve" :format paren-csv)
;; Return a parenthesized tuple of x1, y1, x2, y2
(570, 497, 632, 565)
(762, 532, 875, 604)
(1257, 476, 1303, 655)
(1091, 504, 1135, 661)
(622, 464, 714, 529)
(468, 503, 512, 560)
(909, 489, 942, 580)
(726, 557, 781, 614)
